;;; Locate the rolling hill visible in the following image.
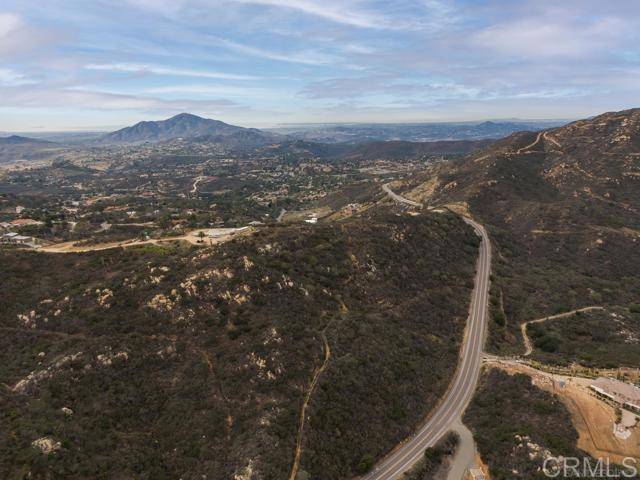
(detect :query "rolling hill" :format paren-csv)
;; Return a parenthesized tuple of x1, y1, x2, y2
(402, 107, 640, 354)
(0, 135, 54, 146)
(0, 208, 478, 480)
(0, 135, 66, 164)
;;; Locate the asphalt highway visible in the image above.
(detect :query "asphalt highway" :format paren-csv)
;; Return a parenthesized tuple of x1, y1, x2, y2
(361, 209, 491, 480)
(382, 183, 423, 207)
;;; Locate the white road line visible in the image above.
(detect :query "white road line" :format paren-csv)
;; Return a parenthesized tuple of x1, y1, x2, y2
(362, 189, 491, 480)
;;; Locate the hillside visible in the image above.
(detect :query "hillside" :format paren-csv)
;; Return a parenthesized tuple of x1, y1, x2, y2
(403, 108, 640, 354)
(99, 113, 281, 147)
(344, 139, 494, 161)
(253, 139, 493, 162)
(0, 136, 66, 165)
(272, 120, 566, 144)
(0, 135, 53, 146)
(464, 368, 586, 479)
(0, 208, 478, 479)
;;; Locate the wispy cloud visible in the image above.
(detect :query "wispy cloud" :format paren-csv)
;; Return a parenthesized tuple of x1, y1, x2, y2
(1, 85, 238, 111)
(0, 11, 60, 58)
(214, 37, 337, 65)
(473, 16, 630, 58)
(0, 68, 35, 86)
(227, 0, 411, 30)
(0, 12, 21, 36)
(142, 84, 280, 98)
(85, 63, 260, 80)
(1, 0, 639, 129)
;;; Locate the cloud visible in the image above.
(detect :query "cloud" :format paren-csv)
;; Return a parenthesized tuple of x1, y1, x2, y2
(0, 85, 238, 112)
(125, 0, 188, 15)
(0, 12, 21, 36)
(215, 37, 337, 65)
(0, 68, 35, 86)
(0, 12, 59, 58)
(226, 0, 414, 30)
(142, 84, 279, 98)
(1, 0, 640, 129)
(299, 74, 591, 104)
(300, 76, 483, 100)
(472, 16, 630, 58)
(85, 63, 260, 80)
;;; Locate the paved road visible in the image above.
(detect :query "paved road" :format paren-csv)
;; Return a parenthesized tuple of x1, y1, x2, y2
(382, 183, 423, 208)
(362, 193, 491, 480)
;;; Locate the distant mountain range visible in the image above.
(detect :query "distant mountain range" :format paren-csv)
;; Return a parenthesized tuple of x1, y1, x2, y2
(98, 113, 282, 147)
(0, 135, 53, 146)
(96, 114, 568, 148)
(271, 120, 568, 144)
(0, 135, 64, 164)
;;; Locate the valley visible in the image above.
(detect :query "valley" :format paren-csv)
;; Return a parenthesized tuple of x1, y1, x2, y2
(2, 108, 639, 480)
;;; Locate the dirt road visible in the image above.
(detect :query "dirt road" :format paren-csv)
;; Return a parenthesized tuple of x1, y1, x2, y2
(38, 227, 251, 253)
(520, 306, 605, 356)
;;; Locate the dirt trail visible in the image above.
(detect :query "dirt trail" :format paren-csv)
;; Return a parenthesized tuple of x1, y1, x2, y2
(37, 227, 250, 253)
(521, 306, 604, 356)
(288, 330, 331, 480)
(190, 175, 209, 195)
(543, 131, 562, 149)
(198, 348, 233, 438)
(515, 132, 544, 154)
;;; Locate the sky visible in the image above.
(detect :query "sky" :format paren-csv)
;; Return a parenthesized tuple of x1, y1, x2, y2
(1, 0, 639, 131)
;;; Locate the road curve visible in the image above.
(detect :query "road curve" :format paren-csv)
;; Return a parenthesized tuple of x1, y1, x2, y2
(383, 183, 423, 208)
(362, 193, 491, 480)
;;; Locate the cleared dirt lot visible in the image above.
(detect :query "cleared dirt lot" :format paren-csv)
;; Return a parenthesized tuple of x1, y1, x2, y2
(486, 359, 640, 464)
(38, 227, 252, 253)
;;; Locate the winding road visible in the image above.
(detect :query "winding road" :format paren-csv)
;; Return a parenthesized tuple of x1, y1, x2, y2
(364, 188, 492, 480)
(382, 183, 423, 208)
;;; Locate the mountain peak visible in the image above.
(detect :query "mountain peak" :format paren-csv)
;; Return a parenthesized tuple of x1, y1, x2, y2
(167, 112, 206, 121)
(99, 113, 280, 147)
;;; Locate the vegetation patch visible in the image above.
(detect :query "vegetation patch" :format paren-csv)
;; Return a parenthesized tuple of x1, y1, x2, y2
(1, 209, 477, 480)
(401, 431, 459, 480)
(528, 307, 640, 368)
(464, 368, 587, 480)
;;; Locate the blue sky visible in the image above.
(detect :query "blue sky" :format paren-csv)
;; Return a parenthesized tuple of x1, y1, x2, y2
(1, 0, 639, 130)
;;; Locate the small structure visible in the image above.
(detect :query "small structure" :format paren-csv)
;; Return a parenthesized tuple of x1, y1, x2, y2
(9, 218, 43, 227)
(205, 227, 249, 238)
(468, 468, 485, 480)
(590, 377, 640, 413)
(344, 203, 360, 214)
(12, 235, 33, 245)
(1, 232, 38, 247)
(2, 232, 19, 241)
(304, 214, 318, 224)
